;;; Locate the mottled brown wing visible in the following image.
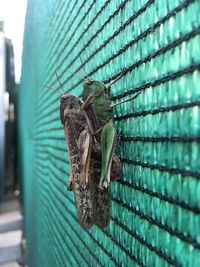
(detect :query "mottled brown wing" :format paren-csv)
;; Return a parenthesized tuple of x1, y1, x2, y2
(63, 118, 94, 229)
(72, 160, 94, 229)
(91, 146, 111, 229)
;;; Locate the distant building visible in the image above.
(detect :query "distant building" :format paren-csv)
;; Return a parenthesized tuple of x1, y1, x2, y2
(0, 21, 16, 201)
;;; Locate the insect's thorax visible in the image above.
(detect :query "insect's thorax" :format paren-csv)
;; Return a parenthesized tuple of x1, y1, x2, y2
(66, 111, 87, 138)
(82, 82, 113, 129)
(63, 109, 88, 161)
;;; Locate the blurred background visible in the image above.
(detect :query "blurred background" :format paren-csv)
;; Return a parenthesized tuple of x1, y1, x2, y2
(0, 0, 27, 198)
(0, 1, 27, 266)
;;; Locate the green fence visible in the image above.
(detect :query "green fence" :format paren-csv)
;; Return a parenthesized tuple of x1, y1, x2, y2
(19, 0, 200, 266)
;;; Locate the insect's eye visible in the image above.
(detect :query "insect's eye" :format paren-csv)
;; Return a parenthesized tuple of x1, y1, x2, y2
(62, 95, 69, 100)
(86, 79, 93, 85)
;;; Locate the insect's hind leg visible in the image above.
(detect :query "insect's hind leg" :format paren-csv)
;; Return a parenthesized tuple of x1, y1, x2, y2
(99, 121, 116, 189)
(78, 129, 92, 189)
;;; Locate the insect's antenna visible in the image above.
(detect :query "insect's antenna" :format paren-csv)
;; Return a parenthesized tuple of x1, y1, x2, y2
(79, 55, 91, 80)
(55, 71, 65, 93)
(69, 70, 88, 82)
(42, 84, 62, 95)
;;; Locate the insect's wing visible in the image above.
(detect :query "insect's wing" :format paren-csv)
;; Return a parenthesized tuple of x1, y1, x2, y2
(73, 129, 94, 229)
(72, 159, 94, 229)
(91, 145, 111, 229)
(93, 183, 111, 229)
(91, 145, 121, 229)
(63, 118, 94, 229)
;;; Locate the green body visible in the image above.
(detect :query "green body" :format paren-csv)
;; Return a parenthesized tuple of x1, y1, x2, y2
(82, 81, 113, 125)
(82, 80, 120, 187)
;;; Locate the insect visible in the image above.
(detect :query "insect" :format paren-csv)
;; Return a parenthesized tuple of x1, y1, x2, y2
(81, 74, 140, 189)
(59, 93, 93, 228)
(43, 69, 140, 229)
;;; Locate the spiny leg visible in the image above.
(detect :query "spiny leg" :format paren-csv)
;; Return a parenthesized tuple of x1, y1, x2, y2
(99, 121, 116, 189)
(106, 72, 123, 89)
(110, 92, 141, 108)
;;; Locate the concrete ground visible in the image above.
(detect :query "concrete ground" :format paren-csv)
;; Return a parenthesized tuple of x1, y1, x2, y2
(0, 197, 25, 267)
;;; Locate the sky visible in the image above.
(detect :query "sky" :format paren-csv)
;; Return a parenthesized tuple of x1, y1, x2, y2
(0, 0, 27, 83)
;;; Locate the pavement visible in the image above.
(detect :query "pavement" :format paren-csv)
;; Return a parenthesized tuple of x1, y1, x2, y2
(0, 197, 24, 267)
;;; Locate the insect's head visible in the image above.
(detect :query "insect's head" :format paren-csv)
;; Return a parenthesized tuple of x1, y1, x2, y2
(82, 79, 106, 101)
(60, 93, 82, 112)
(84, 79, 105, 87)
(60, 93, 82, 124)
(60, 92, 70, 102)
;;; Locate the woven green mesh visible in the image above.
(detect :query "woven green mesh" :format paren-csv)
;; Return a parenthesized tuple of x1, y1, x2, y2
(19, 0, 200, 266)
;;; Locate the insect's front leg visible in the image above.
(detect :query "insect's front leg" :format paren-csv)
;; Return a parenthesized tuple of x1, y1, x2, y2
(106, 72, 124, 90)
(82, 89, 104, 109)
(110, 92, 141, 108)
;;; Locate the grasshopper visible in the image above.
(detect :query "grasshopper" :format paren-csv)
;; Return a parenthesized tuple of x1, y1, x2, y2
(81, 73, 140, 189)
(43, 70, 140, 228)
